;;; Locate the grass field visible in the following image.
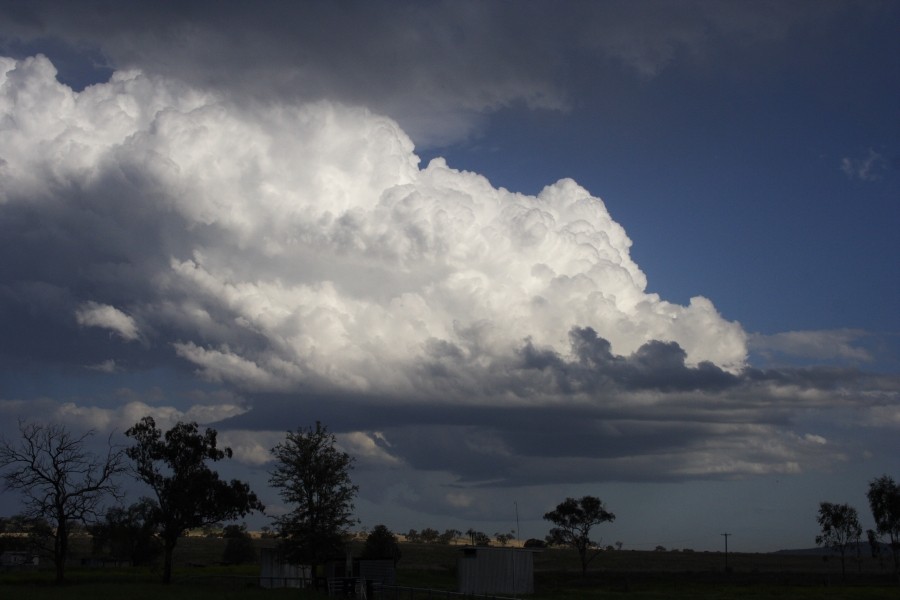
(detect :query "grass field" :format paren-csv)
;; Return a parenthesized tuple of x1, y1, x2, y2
(2, 535, 898, 599)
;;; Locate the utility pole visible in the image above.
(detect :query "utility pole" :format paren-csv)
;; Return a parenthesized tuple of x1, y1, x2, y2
(514, 501, 520, 542)
(721, 533, 732, 572)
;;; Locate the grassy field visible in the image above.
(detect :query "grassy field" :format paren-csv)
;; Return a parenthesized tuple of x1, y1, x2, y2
(2, 536, 899, 599)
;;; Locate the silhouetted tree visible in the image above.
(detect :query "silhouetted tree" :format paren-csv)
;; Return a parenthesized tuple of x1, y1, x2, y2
(461, 528, 491, 546)
(0, 421, 125, 583)
(419, 527, 440, 543)
(405, 529, 421, 543)
(495, 530, 515, 546)
(269, 422, 358, 568)
(362, 524, 402, 564)
(438, 528, 461, 544)
(90, 497, 162, 566)
(222, 523, 257, 565)
(126, 416, 264, 583)
(544, 496, 615, 577)
(816, 501, 862, 579)
(867, 474, 900, 577)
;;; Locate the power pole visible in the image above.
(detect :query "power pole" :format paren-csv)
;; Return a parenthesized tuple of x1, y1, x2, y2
(721, 533, 732, 572)
(514, 501, 520, 542)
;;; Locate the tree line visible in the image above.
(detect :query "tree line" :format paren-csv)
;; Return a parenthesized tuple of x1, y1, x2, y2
(816, 475, 900, 580)
(0, 418, 352, 585)
(1, 417, 624, 586)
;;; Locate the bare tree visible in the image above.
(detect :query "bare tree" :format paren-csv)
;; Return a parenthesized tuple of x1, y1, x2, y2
(0, 421, 125, 583)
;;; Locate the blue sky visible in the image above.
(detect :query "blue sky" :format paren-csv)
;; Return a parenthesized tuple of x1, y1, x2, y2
(0, 1, 898, 553)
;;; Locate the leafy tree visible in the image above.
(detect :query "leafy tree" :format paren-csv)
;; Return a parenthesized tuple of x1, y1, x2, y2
(90, 497, 162, 566)
(125, 416, 264, 583)
(438, 528, 461, 545)
(405, 529, 421, 543)
(465, 527, 491, 546)
(0, 421, 125, 583)
(524, 538, 547, 549)
(222, 523, 257, 565)
(544, 496, 615, 576)
(419, 527, 440, 543)
(269, 421, 358, 567)
(816, 501, 862, 578)
(866, 474, 900, 576)
(495, 530, 515, 546)
(361, 524, 402, 564)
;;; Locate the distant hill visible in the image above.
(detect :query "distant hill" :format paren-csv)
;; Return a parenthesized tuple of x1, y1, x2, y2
(772, 541, 892, 556)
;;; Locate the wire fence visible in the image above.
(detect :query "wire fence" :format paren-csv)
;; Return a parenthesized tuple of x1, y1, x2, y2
(374, 584, 520, 600)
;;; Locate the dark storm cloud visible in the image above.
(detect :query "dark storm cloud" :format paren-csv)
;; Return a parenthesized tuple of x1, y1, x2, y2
(219, 327, 897, 490)
(0, 0, 860, 146)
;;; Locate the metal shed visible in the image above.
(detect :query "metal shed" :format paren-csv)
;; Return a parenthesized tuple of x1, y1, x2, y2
(259, 547, 311, 588)
(457, 547, 539, 595)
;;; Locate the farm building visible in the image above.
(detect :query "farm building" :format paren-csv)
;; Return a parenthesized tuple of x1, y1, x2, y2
(258, 548, 311, 589)
(457, 547, 540, 595)
(259, 548, 396, 593)
(0, 550, 38, 569)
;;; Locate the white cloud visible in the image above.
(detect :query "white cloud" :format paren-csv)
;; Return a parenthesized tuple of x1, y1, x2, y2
(75, 301, 140, 341)
(749, 329, 872, 362)
(841, 149, 887, 181)
(0, 55, 747, 403)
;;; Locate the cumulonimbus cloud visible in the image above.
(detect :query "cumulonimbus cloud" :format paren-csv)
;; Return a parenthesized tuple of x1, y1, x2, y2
(0, 54, 746, 401)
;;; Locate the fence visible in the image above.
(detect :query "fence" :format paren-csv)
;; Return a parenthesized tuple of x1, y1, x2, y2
(374, 585, 521, 600)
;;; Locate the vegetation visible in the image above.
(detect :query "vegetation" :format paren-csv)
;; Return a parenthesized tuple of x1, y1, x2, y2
(4, 416, 900, 600)
(268, 421, 358, 567)
(1, 536, 898, 600)
(0, 421, 125, 583)
(544, 495, 616, 576)
(125, 417, 264, 583)
(222, 524, 257, 565)
(361, 524, 401, 563)
(866, 474, 900, 576)
(815, 501, 862, 578)
(90, 498, 162, 566)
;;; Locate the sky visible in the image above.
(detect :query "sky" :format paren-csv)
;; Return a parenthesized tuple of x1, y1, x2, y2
(0, 0, 898, 553)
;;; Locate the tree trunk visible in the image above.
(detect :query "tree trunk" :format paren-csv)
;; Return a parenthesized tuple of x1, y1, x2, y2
(54, 519, 68, 584)
(162, 538, 176, 584)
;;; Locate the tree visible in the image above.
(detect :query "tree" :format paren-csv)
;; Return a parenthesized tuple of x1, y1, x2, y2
(438, 528, 461, 545)
(544, 496, 615, 577)
(867, 474, 900, 576)
(816, 501, 862, 578)
(90, 497, 162, 566)
(495, 530, 516, 546)
(419, 527, 440, 543)
(222, 523, 257, 565)
(125, 416, 264, 583)
(269, 421, 358, 567)
(0, 421, 125, 583)
(361, 524, 402, 564)
(405, 529, 421, 543)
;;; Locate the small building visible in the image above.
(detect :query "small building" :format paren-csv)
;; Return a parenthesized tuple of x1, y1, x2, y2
(0, 551, 39, 568)
(457, 547, 539, 595)
(259, 548, 311, 589)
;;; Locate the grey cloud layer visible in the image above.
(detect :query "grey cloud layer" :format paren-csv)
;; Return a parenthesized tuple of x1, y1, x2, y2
(0, 0, 856, 146)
